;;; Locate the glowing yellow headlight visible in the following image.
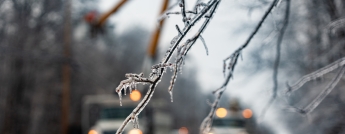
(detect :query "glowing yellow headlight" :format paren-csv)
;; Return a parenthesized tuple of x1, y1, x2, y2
(130, 90, 141, 101)
(128, 129, 143, 134)
(216, 107, 227, 118)
(88, 130, 98, 134)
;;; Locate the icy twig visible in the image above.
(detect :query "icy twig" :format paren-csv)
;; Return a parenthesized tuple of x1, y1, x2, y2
(284, 57, 345, 95)
(260, 0, 290, 119)
(115, 73, 153, 94)
(159, 0, 206, 21)
(167, 0, 221, 100)
(115, 1, 220, 133)
(184, 1, 220, 57)
(175, 25, 183, 35)
(168, 64, 178, 102)
(200, 0, 280, 133)
(222, 0, 280, 77)
(115, 73, 153, 106)
(180, 0, 188, 24)
(288, 66, 345, 115)
(165, 10, 198, 16)
(199, 35, 209, 55)
(200, 90, 224, 134)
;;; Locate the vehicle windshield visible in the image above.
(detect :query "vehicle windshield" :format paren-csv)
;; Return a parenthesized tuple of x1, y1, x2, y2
(213, 118, 245, 127)
(100, 107, 134, 119)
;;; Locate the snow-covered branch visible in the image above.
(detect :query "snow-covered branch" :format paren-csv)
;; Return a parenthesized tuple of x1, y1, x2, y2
(115, 0, 221, 133)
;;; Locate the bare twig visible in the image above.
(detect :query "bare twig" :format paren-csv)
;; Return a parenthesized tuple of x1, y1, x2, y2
(115, 1, 220, 133)
(260, 0, 290, 119)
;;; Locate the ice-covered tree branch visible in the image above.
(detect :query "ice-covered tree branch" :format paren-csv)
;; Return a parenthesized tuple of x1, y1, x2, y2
(283, 56, 345, 115)
(200, 0, 280, 133)
(114, 0, 221, 133)
(285, 66, 345, 115)
(284, 57, 345, 95)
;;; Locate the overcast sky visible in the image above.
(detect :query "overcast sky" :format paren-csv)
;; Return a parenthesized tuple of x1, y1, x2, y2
(98, 0, 291, 133)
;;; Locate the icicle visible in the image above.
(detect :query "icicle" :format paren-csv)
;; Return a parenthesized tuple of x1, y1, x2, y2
(118, 92, 122, 106)
(169, 91, 173, 102)
(130, 84, 134, 94)
(131, 115, 139, 129)
(135, 116, 139, 128)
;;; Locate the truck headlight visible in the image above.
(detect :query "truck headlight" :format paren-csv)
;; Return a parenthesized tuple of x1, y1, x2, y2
(88, 130, 98, 134)
(128, 129, 142, 134)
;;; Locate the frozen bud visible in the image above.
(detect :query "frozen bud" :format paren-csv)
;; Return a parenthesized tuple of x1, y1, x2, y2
(179, 2, 183, 7)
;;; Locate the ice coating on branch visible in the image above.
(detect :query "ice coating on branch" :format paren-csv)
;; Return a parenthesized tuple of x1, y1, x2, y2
(114, 73, 153, 106)
(152, 63, 174, 70)
(171, 35, 179, 45)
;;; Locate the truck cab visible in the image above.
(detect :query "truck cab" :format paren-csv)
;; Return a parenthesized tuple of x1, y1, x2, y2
(82, 90, 171, 134)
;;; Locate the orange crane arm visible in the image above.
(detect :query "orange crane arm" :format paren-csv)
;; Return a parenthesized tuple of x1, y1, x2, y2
(96, 0, 128, 26)
(147, 0, 169, 58)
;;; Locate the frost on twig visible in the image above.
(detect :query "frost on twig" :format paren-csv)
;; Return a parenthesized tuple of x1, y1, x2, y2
(284, 57, 345, 95)
(285, 66, 345, 115)
(115, 0, 221, 133)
